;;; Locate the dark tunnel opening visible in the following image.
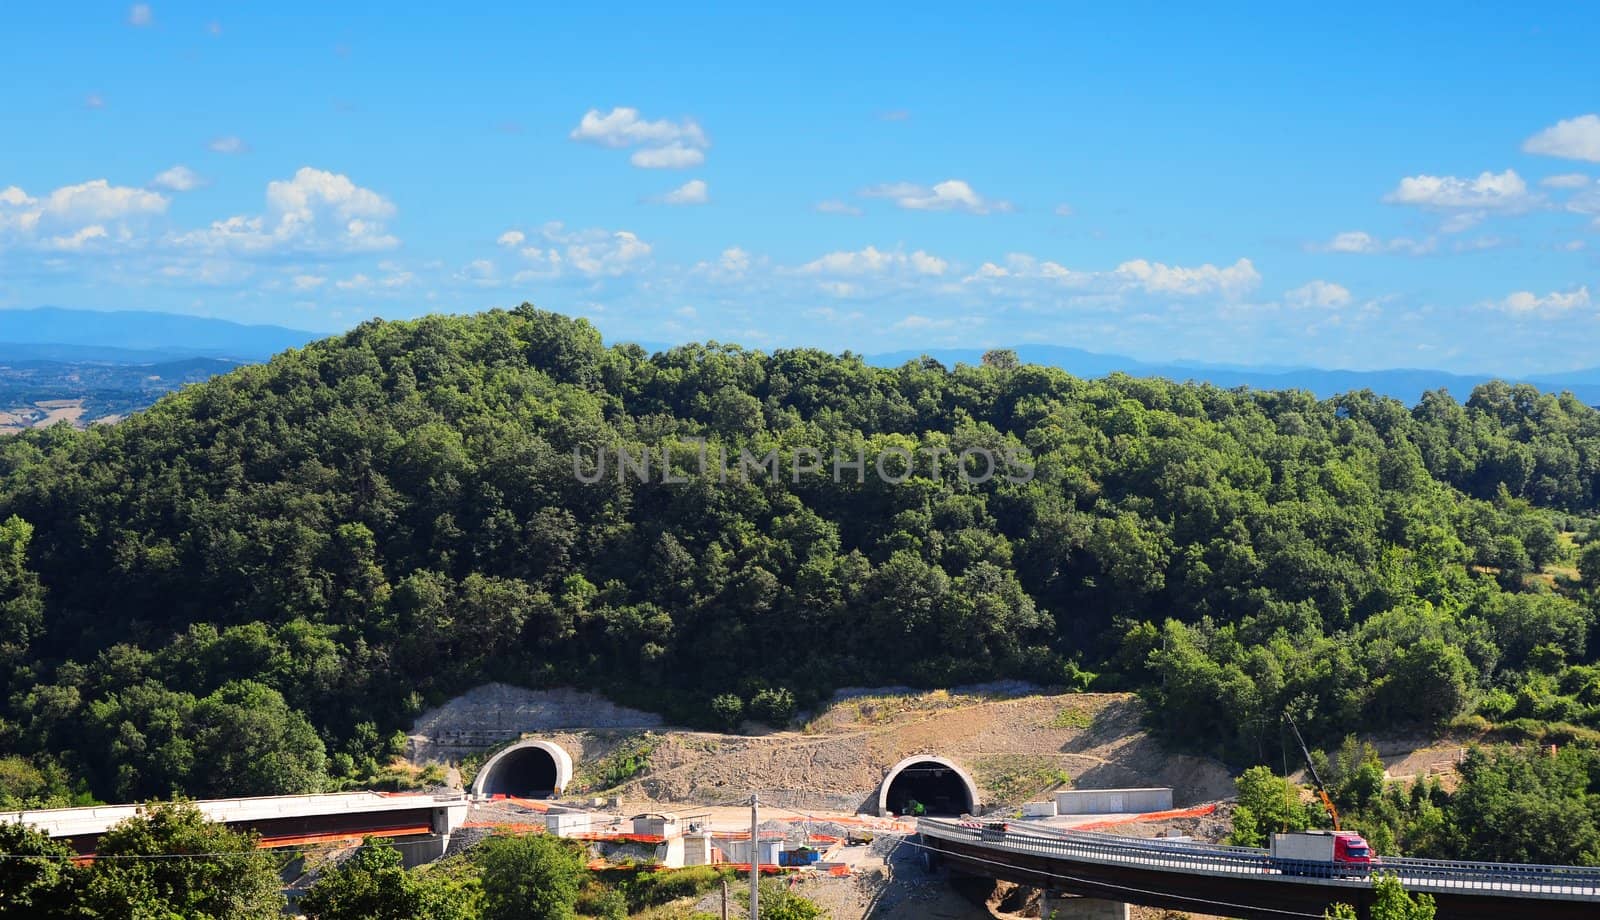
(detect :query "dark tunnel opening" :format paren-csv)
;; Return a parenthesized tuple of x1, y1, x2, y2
(884, 761, 974, 816)
(480, 746, 560, 798)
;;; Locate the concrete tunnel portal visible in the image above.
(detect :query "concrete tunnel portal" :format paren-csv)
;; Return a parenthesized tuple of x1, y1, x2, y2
(879, 755, 979, 817)
(471, 740, 573, 800)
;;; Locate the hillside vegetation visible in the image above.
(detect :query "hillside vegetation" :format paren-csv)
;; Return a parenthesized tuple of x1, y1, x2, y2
(2, 305, 1599, 805)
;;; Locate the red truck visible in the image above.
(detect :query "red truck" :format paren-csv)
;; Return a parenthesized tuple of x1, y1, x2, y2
(1269, 830, 1377, 876)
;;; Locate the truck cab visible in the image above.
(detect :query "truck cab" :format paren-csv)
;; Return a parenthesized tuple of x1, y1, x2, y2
(1331, 831, 1375, 868)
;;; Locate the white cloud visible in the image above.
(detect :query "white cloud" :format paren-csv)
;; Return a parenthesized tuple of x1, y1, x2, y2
(877, 110, 911, 122)
(127, 4, 152, 26)
(800, 245, 947, 277)
(719, 247, 750, 274)
(815, 200, 862, 216)
(657, 179, 708, 206)
(675, 306, 697, 319)
(511, 222, 652, 279)
(85, 93, 105, 109)
(1541, 173, 1591, 189)
(629, 144, 705, 169)
(1115, 257, 1260, 298)
(861, 179, 1012, 214)
(174, 167, 397, 254)
(570, 107, 708, 149)
(496, 230, 525, 247)
(0, 178, 168, 250)
(1495, 286, 1591, 316)
(1309, 230, 1436, 255)
(208, 135, 249, 155)
(46, 225, 109, 251)
(42, 180, 168, 223)
(1054, 203, 1074, 217)
(1523, 115, 1600, 163)
(570, 107, 709, 170)
(292, 274, 326, 291)
(818, 281, 859, 298)
(892, 314, 953, 330)
(1284, 280, 1352, 309)
(1384, 169, 1534, 211)
(151, 165, 203, 192)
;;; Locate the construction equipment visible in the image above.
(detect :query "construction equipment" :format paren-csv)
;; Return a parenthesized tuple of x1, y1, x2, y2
(1284, 712, 1341, 831)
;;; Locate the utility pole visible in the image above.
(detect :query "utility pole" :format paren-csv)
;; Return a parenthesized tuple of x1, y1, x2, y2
(720, 879, 729, 920)
(749, 793, 760, 919)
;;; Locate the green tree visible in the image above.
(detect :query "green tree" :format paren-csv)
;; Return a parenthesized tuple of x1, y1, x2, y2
(1369, 874, 1436, 920)
(0, 821, 77, 917)
(301, 838, 427, 920)
(80, 802, 284, 920)
(1228, 766, 1306, 846)
(475, 833, 586, 920)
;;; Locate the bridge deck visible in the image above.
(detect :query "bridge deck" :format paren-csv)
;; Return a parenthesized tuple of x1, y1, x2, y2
(917, 818, 1600, 920)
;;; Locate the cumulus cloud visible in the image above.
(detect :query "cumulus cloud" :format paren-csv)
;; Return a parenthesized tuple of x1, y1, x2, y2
(174, 167, 397, 254)
(510, 222, 653, 280)
(496, 230, 525, 247)
(208, 135, 249, 155)
(656, 179, 708, 206)
(1523, 115, 1600, 163)
(1115, 257, 1260, 298)
(150, 165, 203, 192)
(127, 4, 152, 26)
(1285, 280, 1352, 309)
(570, 107, 709, 169)
(815, 200, 862, 216)
(630, 144, 705, 169)
(1054, 203, 1074, 217)
(800, 245, 948, 277)
(860, 179, 1012, 214)
(1384, 169, 1534, 211)
(1495, 285, 1591, 316)
(0, 179, 168, 251)
(291, 274, 326, 291)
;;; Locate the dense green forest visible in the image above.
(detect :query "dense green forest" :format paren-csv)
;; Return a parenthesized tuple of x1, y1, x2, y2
(2, 305, 1600, 807)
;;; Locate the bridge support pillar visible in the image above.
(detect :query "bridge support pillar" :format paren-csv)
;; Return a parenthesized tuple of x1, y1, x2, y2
(1040, 891, 1130, 920)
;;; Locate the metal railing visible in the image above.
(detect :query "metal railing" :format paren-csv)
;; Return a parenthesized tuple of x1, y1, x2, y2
(918, 819, 1600, 900)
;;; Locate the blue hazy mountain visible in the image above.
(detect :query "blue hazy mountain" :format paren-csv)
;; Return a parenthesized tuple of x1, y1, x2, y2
(866, 345, 1600, 406)
(0, 307, 317, 361)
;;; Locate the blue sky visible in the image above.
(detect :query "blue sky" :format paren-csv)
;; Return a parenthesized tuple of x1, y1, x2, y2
(2, 3, 1598, 373)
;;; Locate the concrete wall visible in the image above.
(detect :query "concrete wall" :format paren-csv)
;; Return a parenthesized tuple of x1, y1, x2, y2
(1041, 893, 1130, 920)
(1054, 787, 1172, 815)
(410, 684, 663, 762)
(1022, 800, 1058, 817)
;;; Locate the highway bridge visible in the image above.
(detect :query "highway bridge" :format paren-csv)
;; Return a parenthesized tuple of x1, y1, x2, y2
(916, 817, 1600, 919)
(1, 791, 470, 865)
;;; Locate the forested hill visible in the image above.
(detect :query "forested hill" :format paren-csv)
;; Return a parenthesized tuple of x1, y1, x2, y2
(2, 305, 1599, 805)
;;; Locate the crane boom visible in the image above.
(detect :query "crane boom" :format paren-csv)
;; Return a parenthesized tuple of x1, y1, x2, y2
(1284, 712, 1341, 831)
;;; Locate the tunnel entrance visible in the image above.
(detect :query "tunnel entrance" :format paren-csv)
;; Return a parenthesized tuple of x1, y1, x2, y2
(470, 740, 573, 800)
(879, 756, 978, 817)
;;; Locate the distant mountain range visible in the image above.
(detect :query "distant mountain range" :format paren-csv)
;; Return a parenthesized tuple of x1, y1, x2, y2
(0, 307, 317, 362)
(866, 345, 1600, 406)
(3, 308, 1599, 430)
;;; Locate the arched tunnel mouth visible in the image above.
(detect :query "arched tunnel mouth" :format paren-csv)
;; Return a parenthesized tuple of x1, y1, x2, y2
(884, 760, 975, 816)
(478, 746, 560, 798)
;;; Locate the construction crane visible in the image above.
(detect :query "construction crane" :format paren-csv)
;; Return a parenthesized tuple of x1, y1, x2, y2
(1284, 712, 1341, 831)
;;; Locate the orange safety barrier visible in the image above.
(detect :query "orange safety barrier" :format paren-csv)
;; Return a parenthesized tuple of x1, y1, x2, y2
(1069, 803, 1218, 832)
(259, 826, 433, 849)
(571, 832, 666, 844)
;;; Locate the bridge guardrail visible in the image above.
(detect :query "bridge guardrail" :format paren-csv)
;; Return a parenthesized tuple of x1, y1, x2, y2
(917, 819, 1600, 898)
